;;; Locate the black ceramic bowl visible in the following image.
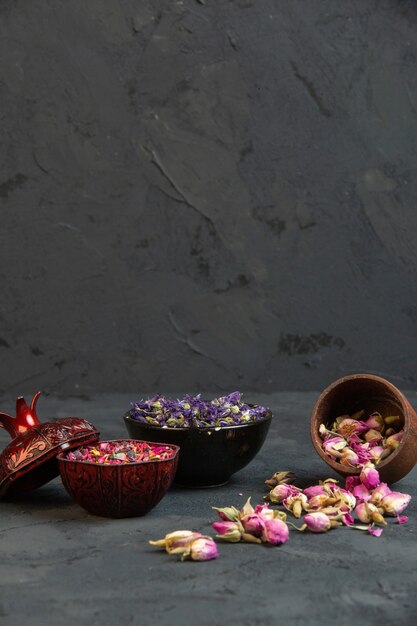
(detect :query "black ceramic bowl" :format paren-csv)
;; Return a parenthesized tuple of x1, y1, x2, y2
(123, 410, 272, 487)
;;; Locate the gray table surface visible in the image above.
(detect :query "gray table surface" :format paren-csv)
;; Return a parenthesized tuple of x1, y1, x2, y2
(0, 392, 416, 626)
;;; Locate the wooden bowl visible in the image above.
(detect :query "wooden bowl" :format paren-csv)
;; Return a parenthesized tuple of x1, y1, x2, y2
(310, 374, 417, 484)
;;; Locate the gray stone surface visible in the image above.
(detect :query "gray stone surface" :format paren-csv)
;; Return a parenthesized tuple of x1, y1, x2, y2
(1, 1, 417, 394)
(0, 392, 416, 625)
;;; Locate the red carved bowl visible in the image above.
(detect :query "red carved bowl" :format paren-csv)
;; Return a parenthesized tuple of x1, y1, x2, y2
(57, 439, 180, 518)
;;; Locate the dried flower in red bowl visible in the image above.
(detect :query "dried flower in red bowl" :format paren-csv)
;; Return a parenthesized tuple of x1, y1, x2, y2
(57, 439, 179, 518)
(66, 440, 175, 465)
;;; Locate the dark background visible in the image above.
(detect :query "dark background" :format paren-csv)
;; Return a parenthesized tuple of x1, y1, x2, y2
(1, 0, 417, 397)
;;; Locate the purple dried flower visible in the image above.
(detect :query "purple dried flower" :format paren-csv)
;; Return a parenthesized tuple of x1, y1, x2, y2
(129, 392, 269, 428)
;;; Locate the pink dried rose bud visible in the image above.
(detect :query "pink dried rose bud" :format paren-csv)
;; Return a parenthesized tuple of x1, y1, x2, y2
(384, 415, 401, 427)
(355, 502, 386, 526)
(303, 485, 328, 499)
(305, 494, 338, 510)
(303, 512, 334, 533)
(352, 484, 372, 503)
(265, 471, 296, 488)
(369, 482, 391, 506)
(385, 430, 404, 450)
(333, 414, 351, 428)
(364, 429, 383, 444)
(322, 436, 348, 458)
(189, 536, 219, 561)
(212, 521, 243, 543)
(283, 493, 308, 518)
(240, 514, 265, 537)
(364, 413, 385, 432)
(337, 418, 368, 438)
(267, 483, 301, 504)
(149, 530, 203, 554)
(254, 502, 275, 520)
(333, 487, 356, 511)
(380, 491, 411, 517)
(317, 505, 343, 519)
(339, 447, 360, 467)
(360, 463, 380, 490)
(261, 517, 289, 545)
(369, 446, 386, 462)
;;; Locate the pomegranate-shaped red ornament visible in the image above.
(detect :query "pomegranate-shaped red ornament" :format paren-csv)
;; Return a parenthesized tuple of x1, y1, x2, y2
(0, 392, 99, 498)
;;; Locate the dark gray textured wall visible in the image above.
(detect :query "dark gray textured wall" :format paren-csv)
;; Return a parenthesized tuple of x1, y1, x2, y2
(1, 0, 417, 396)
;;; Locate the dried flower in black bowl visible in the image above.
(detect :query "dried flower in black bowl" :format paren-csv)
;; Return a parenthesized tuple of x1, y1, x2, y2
(123, 392, 272, 488)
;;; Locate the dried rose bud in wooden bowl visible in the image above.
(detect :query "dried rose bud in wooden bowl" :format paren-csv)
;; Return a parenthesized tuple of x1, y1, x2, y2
(310, 374, 417, 484)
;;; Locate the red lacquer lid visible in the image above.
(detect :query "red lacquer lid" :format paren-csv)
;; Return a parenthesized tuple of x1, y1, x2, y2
(0, 392, 99, 498)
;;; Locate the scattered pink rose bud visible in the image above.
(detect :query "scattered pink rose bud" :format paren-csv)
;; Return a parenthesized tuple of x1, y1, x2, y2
(355, 502, 386, 526)
(317, 505, 343, 518)
(267, 483, 301, 504)
(306, 494, 335, 510)
(380, 491, 411, 516)
(303, 512, 331, 533)
(369, 482, 391, 506)
(212, 521, 243, 542)
(261, 517, 289, 545)
(303, 485, 328, 499)
(149, 530, 203, 554)
(241, 514, 265, 537)
(189, 536, 219, 561)
(360, 463, 380, 490)
(265, 471, 296, 488)
(213, 498, 291, 547)
(283, 493, 308, 518)
(333, 487, 356, 511)
(254, 503, 275, 520)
